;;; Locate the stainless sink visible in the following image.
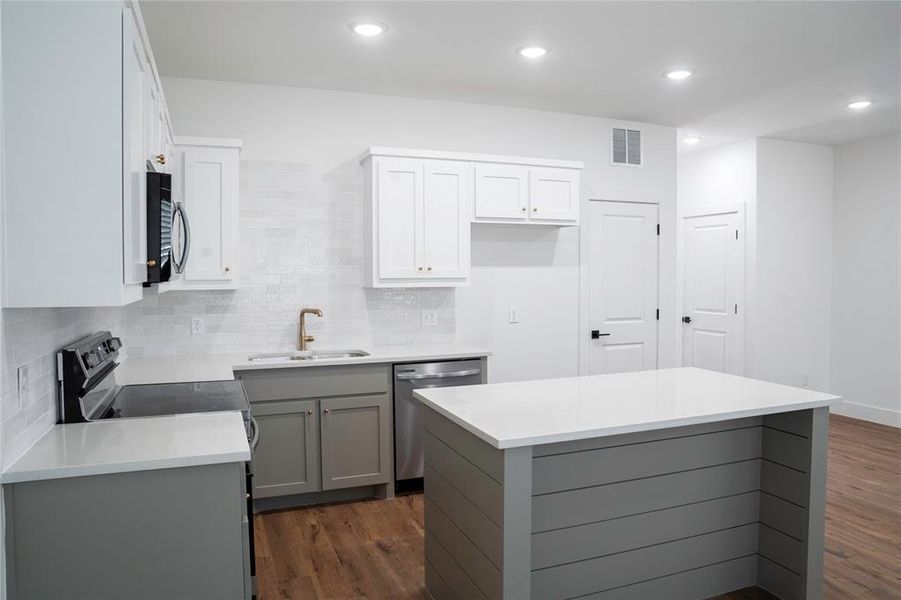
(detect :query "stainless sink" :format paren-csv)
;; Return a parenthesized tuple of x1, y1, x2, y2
(246, 351, 311, 363)
(247, 349, 369, 363)
(309, 350, 369, 360)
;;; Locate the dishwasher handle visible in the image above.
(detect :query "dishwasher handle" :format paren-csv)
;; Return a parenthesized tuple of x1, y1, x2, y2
(396, 368, 481, 381)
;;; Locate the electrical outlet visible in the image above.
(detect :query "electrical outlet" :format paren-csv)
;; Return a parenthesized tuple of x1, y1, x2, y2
(422, 310, 438, 327)
(17, 366, 30, 409)
(191, 317, 205, 336)
(508, 305, 520, 324)
(801, 373, 810, 388)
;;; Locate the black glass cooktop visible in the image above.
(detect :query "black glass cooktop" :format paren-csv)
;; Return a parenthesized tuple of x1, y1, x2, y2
(100, 380, 250, 420)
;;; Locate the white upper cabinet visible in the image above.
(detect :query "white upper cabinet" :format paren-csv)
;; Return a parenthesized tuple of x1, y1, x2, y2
(164, 138, 242, 291)
(423, 161, 471, 279)
(1, 1, 170, 307)
(360, 147, 580, 288)
(473, 164, 529, 221)
(528, 167, 581, 223)
(122, 10, 150, 286)
(376, 158, 422, 281)
(474, 164, 581, 225)
(363, 153, 471, 287)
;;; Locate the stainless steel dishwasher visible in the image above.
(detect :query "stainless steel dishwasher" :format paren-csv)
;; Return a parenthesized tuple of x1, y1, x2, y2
(393, 359, 483, 492)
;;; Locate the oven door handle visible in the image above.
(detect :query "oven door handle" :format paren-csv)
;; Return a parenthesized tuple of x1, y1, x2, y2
(396, 368, 481, 381)
(249, 416, 260, 452)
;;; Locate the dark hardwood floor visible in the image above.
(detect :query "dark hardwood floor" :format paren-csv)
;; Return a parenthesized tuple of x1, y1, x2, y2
(254, 414, 901, 599)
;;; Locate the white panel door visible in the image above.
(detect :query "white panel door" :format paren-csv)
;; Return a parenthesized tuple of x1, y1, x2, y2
(183, 148, 239, 282)
(588, 201, 659, 374)
(529, 167, 580, 223)
(122, 12, 149, 285)
(422, 160, 470, 279)
(473, 163, 529, 221)
(377, 158, 423, 280)
(682, 211, 744, 374)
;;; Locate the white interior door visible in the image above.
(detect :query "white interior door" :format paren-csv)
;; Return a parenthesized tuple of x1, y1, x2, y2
(422, 160, 470, 279)
(588, 201, 659, 374)
(682, 210, 745, 374)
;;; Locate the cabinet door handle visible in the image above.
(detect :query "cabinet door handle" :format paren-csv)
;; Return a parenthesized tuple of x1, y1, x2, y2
(521, 207, 527, 212)
(323, 408, 330, 414)
(532, 207, 538, 212)
(307, 409, 312, 415)
(417, 267, 423, 272)
(427, 266, 433, 271)
(155, 153, 166, 165)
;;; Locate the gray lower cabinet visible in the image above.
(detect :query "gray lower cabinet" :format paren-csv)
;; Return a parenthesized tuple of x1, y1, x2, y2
(320, 394, 391, 490)
(252, 399, 321, 498)
(238, 364, 392, 500)
(5, 462, 249, 600)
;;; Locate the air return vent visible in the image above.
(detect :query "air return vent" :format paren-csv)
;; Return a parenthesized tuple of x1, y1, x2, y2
(611, 126, 642, 166)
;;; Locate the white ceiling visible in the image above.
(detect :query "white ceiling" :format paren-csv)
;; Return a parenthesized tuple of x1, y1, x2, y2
(141, 1, 900, 149)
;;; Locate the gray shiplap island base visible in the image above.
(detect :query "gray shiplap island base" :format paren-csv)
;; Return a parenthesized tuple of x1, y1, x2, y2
(416, 368, 840, 600)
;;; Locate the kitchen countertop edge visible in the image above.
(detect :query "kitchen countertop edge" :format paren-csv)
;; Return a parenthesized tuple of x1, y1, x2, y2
(414, 367, 842, 450)
(1, 412, 251, 485)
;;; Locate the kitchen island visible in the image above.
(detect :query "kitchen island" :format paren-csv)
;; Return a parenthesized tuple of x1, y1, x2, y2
(414, 367, 841, 600)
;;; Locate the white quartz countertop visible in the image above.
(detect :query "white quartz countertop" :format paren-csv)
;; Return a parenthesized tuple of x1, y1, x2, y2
(414, 367, 842, 449)
(117, 344, 490, 385)
(2, 412, 250, 484)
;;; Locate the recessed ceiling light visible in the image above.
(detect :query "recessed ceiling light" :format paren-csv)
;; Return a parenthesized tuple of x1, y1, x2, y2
(517, 46, 549, 59)
(683, 137, 702, 145)
(664, 68, 695, 81)
(847, 100, 873, 110)
(351, 22, 386, 37)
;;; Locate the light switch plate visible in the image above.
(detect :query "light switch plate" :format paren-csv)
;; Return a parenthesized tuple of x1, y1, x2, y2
(191, 317, 205, 335)
(17, 365, 30, 409)
(422, 310, 438, 327)
(508, 305, 520, 324)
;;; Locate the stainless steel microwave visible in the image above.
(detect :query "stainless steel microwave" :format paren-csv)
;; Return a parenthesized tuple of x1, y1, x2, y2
(145, 171, 190, 285)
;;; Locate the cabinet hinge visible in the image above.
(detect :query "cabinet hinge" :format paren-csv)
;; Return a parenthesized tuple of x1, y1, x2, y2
(657, 224, 660, 236)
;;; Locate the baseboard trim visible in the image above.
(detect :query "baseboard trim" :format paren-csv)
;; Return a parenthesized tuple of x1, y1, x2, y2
(831, 402, 901, 428)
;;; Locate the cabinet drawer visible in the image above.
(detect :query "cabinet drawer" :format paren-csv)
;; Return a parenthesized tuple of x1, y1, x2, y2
(238, 364, 389, 402)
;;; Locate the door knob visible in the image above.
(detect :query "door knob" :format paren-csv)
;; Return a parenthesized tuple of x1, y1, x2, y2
(146, 259, 157, 267)
(591, 330, 611, 339)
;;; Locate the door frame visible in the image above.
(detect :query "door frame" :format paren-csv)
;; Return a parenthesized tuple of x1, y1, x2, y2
(579, 198, 661, 375)
(677, 203, 747, 374)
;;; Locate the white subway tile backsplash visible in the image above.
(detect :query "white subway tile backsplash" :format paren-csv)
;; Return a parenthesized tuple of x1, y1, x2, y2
(0, 306, 124, 468)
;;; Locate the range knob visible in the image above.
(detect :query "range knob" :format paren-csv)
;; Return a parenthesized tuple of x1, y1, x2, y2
(105, 337, 122, 352)
(83, 351, 101, 368)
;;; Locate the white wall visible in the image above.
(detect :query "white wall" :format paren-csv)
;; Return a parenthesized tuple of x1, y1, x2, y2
(830, 134, 901, 426)
(131, 77, 677, 383)
(677, 138, 834, 393)
(755, 139, 834, 391)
